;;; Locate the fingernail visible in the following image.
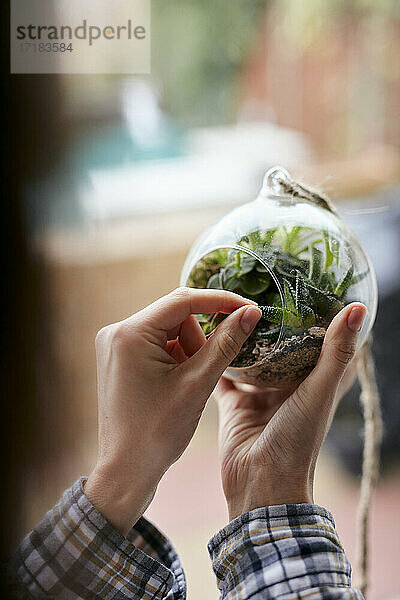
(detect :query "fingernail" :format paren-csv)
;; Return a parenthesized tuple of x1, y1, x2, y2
(244, 298, 258, 305)
(347, 305, 366, 332)
(240, 306, 262, 334)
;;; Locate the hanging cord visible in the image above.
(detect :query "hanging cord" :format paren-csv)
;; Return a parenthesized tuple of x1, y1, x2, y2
(272, 173, 338, 216)
(270, 168, 383, 598)
(356, 337, 383, 596)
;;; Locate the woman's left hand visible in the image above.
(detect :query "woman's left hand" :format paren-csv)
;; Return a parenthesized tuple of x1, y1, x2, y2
(85, 287, 261, 534)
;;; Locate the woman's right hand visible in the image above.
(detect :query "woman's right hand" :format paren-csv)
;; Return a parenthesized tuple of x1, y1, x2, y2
(215, 302, 366, 520)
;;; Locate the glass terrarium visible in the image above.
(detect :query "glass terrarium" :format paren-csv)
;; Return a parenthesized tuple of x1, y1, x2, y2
(181, 167, 377, 389)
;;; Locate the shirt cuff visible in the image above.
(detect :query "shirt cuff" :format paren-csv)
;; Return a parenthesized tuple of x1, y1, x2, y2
(11, 477, 185, 600)
(208, 504, 359, 599)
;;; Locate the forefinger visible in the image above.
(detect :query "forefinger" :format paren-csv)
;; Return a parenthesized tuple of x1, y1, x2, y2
(131, 287, 257, 336)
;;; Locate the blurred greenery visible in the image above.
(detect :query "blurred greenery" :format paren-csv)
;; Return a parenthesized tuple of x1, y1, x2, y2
(279, 0, 400, 46)
(152, 0, 267, 125)
(151, 0, 399, 126)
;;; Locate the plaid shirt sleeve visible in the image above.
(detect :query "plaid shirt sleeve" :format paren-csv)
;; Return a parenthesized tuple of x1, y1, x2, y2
(8, 477, 186, 600)
(208, 504, 364, 600)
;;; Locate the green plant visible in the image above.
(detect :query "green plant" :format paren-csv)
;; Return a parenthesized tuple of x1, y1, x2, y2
(188, 226, 366, 342)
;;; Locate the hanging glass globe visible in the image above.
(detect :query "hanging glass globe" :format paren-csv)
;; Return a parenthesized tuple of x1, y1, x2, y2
(181, 167, 378, 389)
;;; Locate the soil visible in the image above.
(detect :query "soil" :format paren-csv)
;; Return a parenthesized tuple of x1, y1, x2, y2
(229, 326, 326, 388)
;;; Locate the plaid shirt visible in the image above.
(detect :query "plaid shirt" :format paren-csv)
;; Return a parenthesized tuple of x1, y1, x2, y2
(7, 478, 363, 599)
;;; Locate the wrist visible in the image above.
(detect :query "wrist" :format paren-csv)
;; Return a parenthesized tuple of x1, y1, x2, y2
(226, 482, 313, 521)
(84, 464, 159, 536)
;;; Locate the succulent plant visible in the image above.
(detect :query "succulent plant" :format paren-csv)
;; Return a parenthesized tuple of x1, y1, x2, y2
(188, 225, 367, 343)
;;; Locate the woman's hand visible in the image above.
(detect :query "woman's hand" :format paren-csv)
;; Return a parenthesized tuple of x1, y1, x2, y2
(215, 302, 366, 521)
(85, 287, 261, 535)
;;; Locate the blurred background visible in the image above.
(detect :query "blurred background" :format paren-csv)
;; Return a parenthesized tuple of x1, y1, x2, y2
(8, 1, 400, 598)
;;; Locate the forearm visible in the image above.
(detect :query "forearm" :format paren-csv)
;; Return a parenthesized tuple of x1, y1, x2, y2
(208, 504, 363, 600)
(7, 478, 185, 600)
(84, 463, 160, 536)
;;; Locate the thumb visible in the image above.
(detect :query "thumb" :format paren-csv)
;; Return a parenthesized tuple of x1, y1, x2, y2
(296, 302, 367, 409)
(190, 305, 262, 384)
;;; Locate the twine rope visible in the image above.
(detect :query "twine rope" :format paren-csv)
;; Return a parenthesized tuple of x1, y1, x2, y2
(355, 337, 383, 596)
(273, 171, 383, 598)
